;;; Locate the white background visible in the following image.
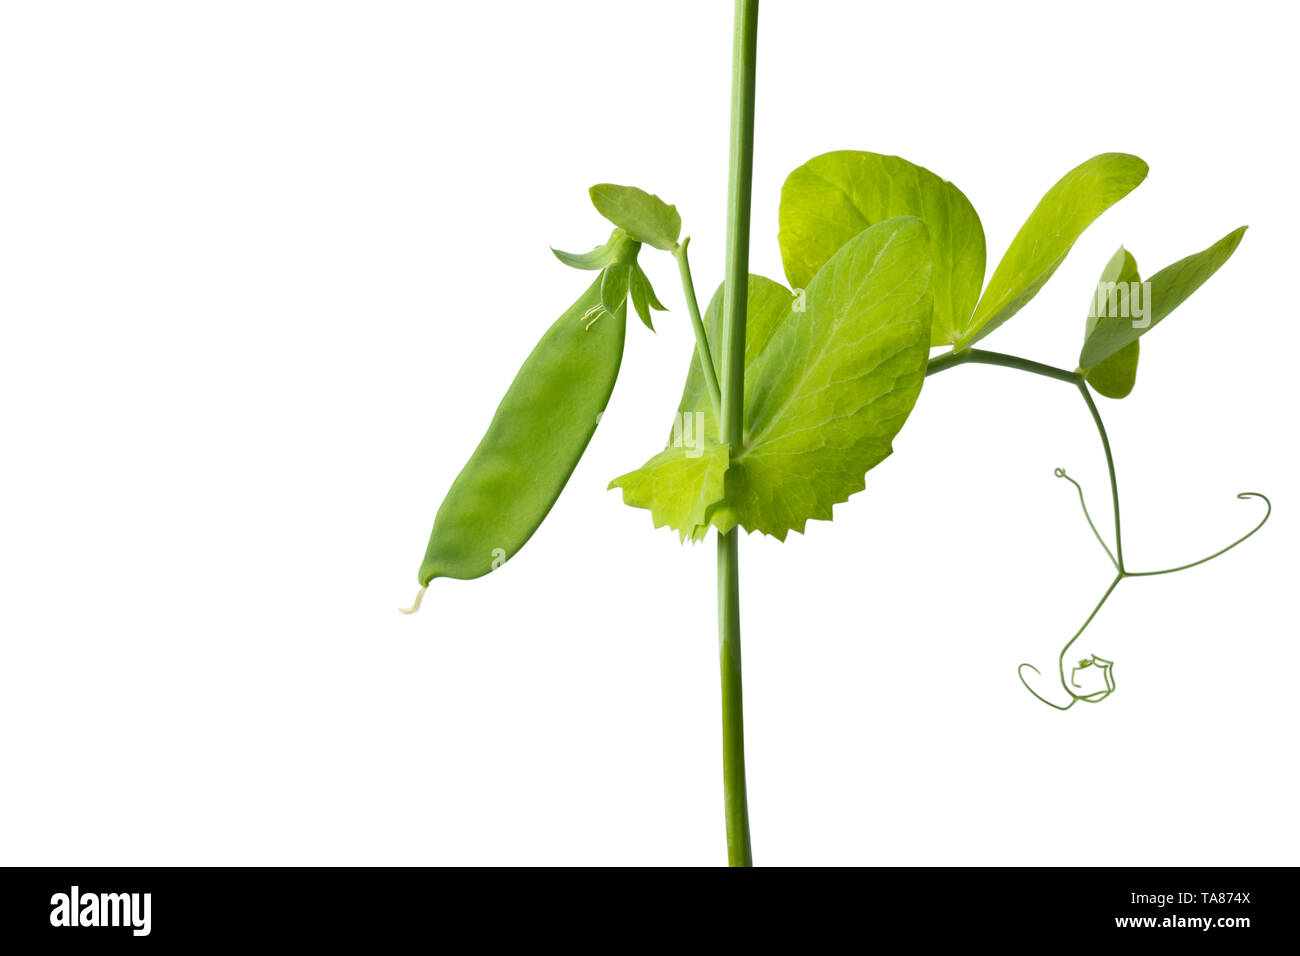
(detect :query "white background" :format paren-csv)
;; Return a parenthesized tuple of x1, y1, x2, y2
(2, 1, 1295, 866)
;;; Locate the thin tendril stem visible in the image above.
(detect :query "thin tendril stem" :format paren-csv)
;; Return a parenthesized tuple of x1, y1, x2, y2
(1126, 492, 1272, 577)
(1017, 574, 1122, 710)
(1017, 664, 1075, 710)
(1056, 573, 1123, 696)
(1055, 468, 1119, 569)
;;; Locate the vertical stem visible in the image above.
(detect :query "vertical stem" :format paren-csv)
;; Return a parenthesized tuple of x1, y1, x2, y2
(717, 0, 758, 868)
(717, 531, 750, 866)
(721, 0, 758, 445)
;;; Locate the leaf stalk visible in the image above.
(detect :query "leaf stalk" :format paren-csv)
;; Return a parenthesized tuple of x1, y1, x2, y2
(672, 238, 723, 417)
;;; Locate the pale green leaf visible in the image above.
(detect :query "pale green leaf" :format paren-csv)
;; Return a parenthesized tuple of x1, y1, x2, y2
(1083, 247, 1141, 398)
(778, 150, 984, 346)
(612, 217, 933, 541)
(589, 183, 681, 251)
(606, 442, 729, 541)
(1079, 226, 1247, 369)
(960, 153, 1149, 349)
(1087, 340, 1139, 399)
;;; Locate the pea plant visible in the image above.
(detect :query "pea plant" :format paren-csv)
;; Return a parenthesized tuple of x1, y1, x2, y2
(401, 2, 1268, 865)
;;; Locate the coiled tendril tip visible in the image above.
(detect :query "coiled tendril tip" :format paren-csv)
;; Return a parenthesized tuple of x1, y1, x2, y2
(1018, 663, 1078, 711)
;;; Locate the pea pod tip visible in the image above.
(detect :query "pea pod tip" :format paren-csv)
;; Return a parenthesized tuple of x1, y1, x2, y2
(398, 585, 428, 616)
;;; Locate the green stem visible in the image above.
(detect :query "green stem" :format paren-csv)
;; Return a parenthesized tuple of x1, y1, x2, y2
(716, 0, 758, 869)
(925, 347, 1081, 385)
(1076, 381, 1124, 571)
(717, 530, 750, 866)
(673, 237, 722, 416)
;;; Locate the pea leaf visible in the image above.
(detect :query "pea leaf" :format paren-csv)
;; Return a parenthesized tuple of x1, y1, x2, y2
(589, 184, 681, 251)
(1078, 226, 1247, 369)
(604, 442, 730, 540)
(1082, 247, 1141, 399)
(958, 153, 1149, 350)
(611, 217, 933, 541)
(778, 151, 984, 347)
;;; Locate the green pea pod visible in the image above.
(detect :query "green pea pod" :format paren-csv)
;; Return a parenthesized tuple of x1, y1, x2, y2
(403, 277, 626, 611)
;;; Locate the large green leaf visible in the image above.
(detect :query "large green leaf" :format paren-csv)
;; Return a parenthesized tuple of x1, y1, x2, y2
(1082, 247, 1141, 399)
(589, 184, 681, 251)
(959, 153, 1149, 350)
(778, 151, 984, 347)
(611, 217, 933, 541)
(1078, 226, 1247, 369)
